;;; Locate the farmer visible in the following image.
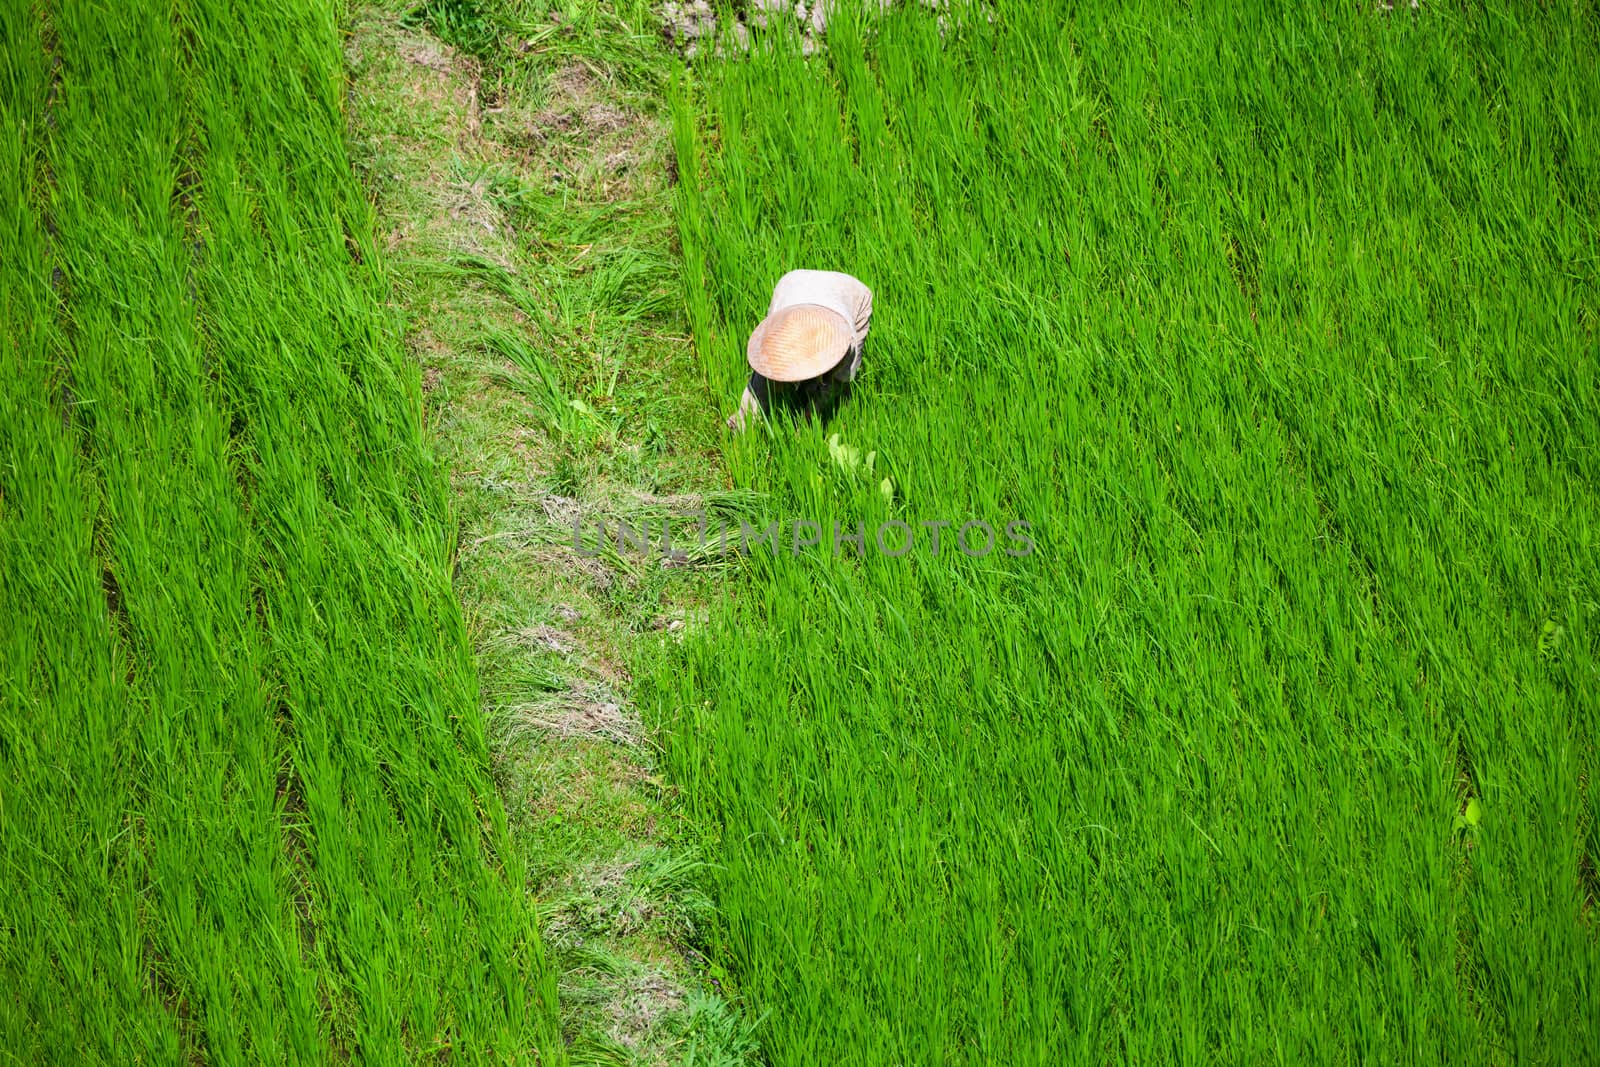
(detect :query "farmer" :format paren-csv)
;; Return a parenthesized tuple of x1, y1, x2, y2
(726, 269, 873, 431)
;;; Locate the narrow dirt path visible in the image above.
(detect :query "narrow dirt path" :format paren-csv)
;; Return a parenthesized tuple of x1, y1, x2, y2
(344, 6, 753, 1062)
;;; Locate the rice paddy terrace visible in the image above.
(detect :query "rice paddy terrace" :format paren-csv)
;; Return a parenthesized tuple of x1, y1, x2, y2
(2, 1, 1596, 1064)
(2, 2, 559, 1059)
(659, 2, 1599, 1062)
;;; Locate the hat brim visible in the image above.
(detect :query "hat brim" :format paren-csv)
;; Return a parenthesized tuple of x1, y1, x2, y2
(747, 304, 853, 383)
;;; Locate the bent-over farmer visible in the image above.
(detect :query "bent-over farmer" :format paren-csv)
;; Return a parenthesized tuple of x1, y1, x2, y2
(727, 269, 873, 431)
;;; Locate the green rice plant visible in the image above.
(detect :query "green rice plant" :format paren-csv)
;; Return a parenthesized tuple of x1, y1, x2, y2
(0, 1, 563, 1060)
(656, 1, 1600, 1063)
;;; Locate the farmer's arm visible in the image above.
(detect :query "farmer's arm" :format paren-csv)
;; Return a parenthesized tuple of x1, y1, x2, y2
(726, 371, 770, 432)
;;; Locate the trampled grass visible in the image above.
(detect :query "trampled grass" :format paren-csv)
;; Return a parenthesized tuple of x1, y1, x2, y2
(659, 2, 1600, 1062)
(1, 2, 562, 1060)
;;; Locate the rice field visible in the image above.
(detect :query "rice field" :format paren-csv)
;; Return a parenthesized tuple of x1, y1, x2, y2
(4, 0, 1597, 1061)
(659, 2, 1600, 1062)
(1, 2, 561, 1060)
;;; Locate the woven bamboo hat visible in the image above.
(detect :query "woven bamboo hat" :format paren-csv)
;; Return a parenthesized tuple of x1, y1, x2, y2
(746, 304, 853, 382)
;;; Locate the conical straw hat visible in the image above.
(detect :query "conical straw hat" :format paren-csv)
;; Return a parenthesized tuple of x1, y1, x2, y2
(747, 303, 853, 382)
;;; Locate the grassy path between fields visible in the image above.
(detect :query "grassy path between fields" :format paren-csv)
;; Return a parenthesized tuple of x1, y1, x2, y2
(344, 3, 757, 1062)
